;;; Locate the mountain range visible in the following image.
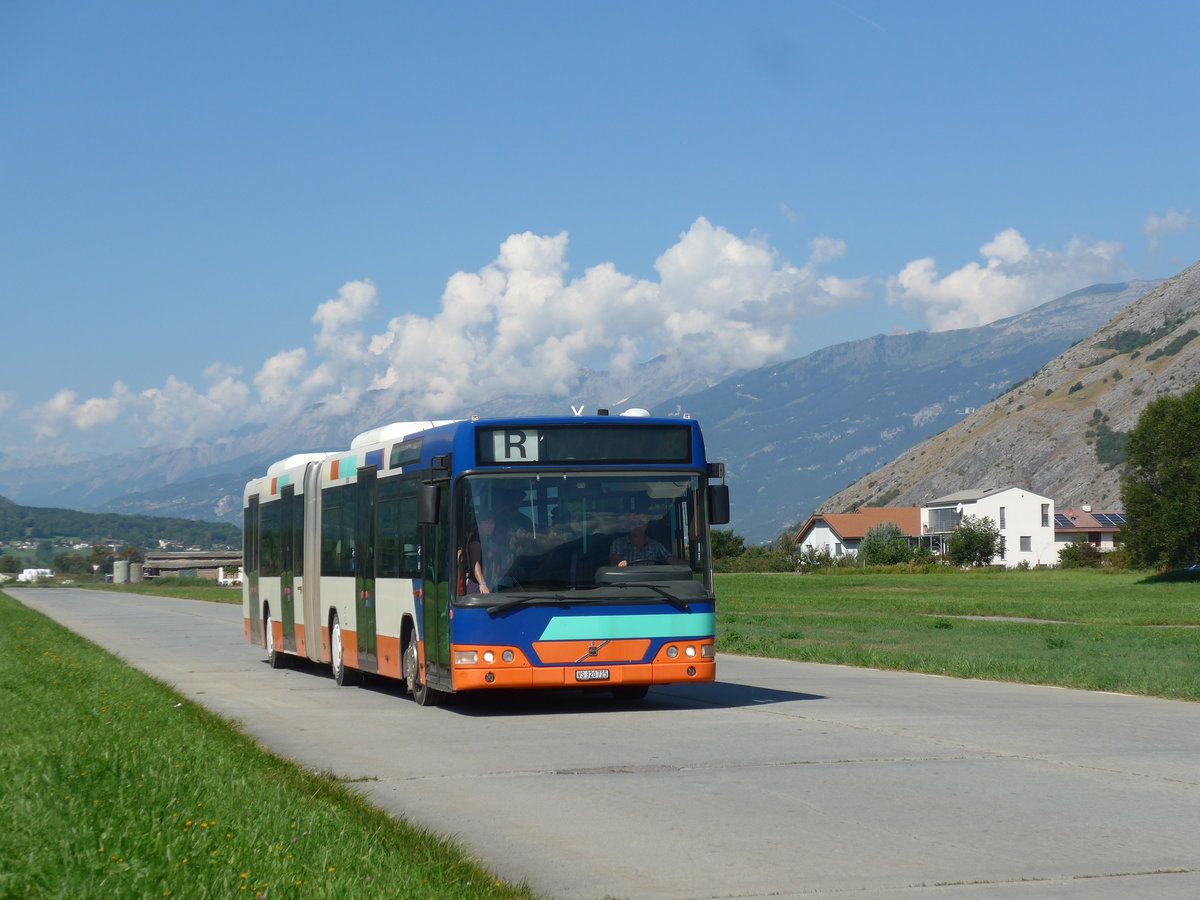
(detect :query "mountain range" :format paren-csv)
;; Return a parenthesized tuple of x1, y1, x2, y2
(0, 276, 1173, 544)
(652, 279, 1160, 540)
(820, 261, 1200, 517)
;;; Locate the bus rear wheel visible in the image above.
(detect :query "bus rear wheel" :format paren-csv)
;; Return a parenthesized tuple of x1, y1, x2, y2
(330, 614, 359, 687)
(402, 638, 441, 707)
(265, 607, 289, 669)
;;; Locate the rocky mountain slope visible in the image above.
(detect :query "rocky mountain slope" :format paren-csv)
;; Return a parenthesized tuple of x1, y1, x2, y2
(655, 279, 1159, 540)
(819, 262, 1200, 514)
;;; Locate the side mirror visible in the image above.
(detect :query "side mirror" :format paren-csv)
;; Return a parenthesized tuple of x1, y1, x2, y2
(708, 484, 730, 525)
(417, 484, 440, 525)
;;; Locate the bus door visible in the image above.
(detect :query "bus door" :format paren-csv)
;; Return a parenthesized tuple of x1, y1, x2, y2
(279, 484, 298, 652)
(247, 495, 261, 644)
(355, 466, 378, 673)
(420, 486, 452, 689)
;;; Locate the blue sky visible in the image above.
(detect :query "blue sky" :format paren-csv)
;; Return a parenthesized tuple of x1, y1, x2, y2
(2, 1, 1198, 460)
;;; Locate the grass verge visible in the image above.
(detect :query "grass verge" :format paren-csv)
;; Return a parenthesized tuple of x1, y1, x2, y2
(715, 569, 1200, 701)
(64, 576, 241, 605)
(0, 591, 539, 900)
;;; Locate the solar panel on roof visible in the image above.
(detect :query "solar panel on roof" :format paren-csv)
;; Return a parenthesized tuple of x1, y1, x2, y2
(1093, 513, 1126, 527)
(1054, 514, 1073, 527)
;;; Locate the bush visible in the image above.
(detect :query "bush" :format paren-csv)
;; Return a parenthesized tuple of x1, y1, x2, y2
(1059, 540, 1102, 568)
(1102, 546, 1132, 569)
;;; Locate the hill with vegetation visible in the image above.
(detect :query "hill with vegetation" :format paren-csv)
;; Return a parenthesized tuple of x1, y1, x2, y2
(654, 279, 1159, 540)
(819, 260, 1200, 514)
(0, 495, 240, 551)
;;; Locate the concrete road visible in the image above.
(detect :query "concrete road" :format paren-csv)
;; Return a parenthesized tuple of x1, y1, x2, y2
(10, 587, 1200, 899)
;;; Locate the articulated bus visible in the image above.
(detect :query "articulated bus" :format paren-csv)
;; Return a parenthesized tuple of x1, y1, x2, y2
(242, 412, 730, 705)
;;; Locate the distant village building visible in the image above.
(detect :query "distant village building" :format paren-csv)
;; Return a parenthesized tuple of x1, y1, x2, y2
(794, 507, 922, 558)
(142, 551, 243, 583)
(798, 486, 1095, 568)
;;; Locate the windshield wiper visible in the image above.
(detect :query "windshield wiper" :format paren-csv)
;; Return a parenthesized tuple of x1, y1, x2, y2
(644, 584, 691, 613)
(486, 594, 569, 617)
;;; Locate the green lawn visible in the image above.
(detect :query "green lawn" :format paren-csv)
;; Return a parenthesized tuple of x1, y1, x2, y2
(0, 591, 540, 900)
(81, 577, 242, 605)
(715, 569, 1200, 700)
(6, 569, 1196, 895)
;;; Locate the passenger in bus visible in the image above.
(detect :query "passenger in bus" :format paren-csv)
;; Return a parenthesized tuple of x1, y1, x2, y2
(609, 505, 685, 567)
(462, 512, 494, 594)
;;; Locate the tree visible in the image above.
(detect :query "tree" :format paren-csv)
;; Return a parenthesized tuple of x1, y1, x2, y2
(946, 514, 1001, 567)
(1121, 384, 1200, 568)
(88, 545, 113, 574)
(857, 521, 914, 565)
(52, 553, 92, 575)
(0, 554, 20, 574)
(709, 529, 746, 559)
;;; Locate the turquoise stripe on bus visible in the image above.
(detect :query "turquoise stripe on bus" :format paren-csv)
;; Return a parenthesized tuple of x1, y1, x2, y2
(539, 613, 715, 641)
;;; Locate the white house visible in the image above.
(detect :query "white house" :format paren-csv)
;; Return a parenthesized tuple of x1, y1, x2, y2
(923, 487, 1056, 568)
(794, 508, 923, 558)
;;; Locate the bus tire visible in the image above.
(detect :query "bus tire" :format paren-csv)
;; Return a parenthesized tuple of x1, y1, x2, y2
(330, 613, 358, 687)
(403, 638, 441, 707)
(265, 606, 289, 669)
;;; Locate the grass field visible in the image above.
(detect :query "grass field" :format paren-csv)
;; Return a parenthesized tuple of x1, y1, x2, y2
(715, 569, 1200, 700)
(81, 577, 241, 605)
(5, 569, 1197, 894)
(0, 591, 539, 900)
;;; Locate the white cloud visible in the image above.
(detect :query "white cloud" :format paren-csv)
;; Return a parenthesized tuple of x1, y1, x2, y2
(1143, 208, 1195, 253)
(885, 229, 1123, 331)
(254, 348, 308, 406)
(11, 218, 871, 455)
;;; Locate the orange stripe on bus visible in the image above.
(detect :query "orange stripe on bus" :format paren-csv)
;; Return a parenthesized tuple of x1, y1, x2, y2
(377, 635, 402, 679)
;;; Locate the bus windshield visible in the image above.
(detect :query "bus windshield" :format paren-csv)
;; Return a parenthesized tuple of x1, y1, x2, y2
(455, 472, 709, 598)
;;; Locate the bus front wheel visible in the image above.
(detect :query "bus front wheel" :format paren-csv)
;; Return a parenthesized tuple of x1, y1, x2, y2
(402, 639, 441, 707)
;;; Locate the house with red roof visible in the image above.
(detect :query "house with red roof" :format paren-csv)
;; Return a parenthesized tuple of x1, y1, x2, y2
(794, 507, 922, 558)
(1052, 507, 1125, 551)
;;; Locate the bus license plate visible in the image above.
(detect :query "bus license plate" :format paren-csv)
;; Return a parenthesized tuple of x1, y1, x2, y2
(575, 668, 610, 682)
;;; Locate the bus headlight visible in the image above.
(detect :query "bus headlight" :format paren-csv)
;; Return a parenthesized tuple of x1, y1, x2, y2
(701, 644, 715, 658)
(666, 645, 679, 659)
(502, 650, 515, 663)
(685, 645, 697, 658)
(454, 650, 479, 665)
(483, 650, 495, 663)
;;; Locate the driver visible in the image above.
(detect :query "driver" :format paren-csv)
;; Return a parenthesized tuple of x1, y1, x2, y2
(609, 502, 685, 567)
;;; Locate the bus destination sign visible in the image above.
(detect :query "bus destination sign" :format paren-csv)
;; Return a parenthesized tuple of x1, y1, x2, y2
(477, 424, 692, 466)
